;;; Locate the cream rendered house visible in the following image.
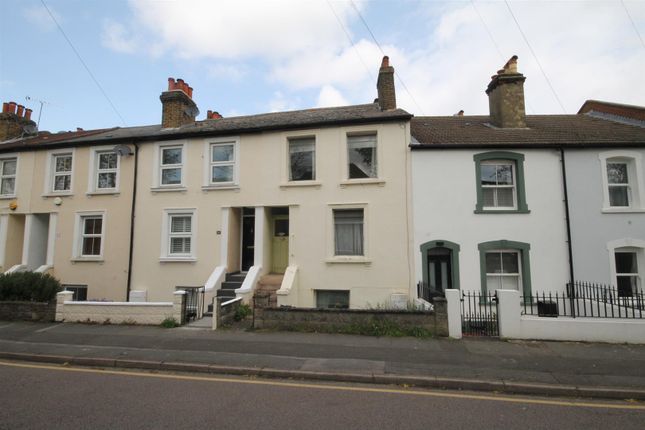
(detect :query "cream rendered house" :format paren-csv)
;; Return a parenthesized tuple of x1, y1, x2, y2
(129, 58, 414, 308)
(1, 57, 415, 310)
(0, 104, 135, 301)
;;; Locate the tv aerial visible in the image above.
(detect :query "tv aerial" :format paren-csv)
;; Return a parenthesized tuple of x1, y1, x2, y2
(25, 96, 51, 128)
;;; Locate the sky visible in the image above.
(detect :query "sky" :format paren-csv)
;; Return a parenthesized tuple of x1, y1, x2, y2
(0, 0, 644, 133)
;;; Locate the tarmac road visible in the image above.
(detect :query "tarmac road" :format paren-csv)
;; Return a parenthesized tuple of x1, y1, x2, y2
(0, 360, 643, 430)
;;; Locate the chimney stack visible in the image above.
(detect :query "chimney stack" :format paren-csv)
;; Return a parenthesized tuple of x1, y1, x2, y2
(0, 100, 37, 141)
(486, 55, 526, 128)
(206, 110, 222, 120)
(376, 56, 396, 111)
(160, 77, 199, 128)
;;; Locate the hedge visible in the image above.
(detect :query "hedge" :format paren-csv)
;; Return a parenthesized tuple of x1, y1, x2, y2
(0, 272, 62, 302)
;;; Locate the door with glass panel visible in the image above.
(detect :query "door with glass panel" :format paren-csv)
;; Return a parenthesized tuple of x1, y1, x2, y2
(427, 247, 452, 294)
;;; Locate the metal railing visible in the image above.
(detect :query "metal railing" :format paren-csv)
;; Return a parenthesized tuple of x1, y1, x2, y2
(521, 282, 644, 319)
(417, 281, 444, 302)
(461, 291, 498, 336)
(176, 286, 205, 323)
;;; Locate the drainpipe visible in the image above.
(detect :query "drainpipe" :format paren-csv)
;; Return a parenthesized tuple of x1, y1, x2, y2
(126, 142, 139, 301)
(560, 147, 575, 285)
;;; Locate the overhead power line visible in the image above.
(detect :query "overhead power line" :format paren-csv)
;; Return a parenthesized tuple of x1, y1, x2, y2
(470, 0, 536, 115)
(504, 0, 566, 113)
(40, 0, 127, 126)
(621, 0, 645, 50)
(349, 0, 425, 115)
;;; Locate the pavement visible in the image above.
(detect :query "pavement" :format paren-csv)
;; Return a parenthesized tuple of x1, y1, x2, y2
(0, 320, 644, 400)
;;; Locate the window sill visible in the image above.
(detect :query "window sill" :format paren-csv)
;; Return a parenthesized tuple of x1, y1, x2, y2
(340, 179, 385, 187)
(601, 207, 645, 214)
(71, 257, 104, 263)
(42, 192, 73, 198)
(474, 209, 531, 214)
(86, 190, 120, 196)
(325, 257, 372, 265)
(201, 185, 240, 191)
(151, 186, 187, 193)
(0, 195, 17, 200)
(280, 181, 322, 189)
(159, 257, 197, 263)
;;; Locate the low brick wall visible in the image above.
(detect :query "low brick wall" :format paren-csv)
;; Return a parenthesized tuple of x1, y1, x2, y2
(0, 301, 56, 322)
(254, 298, 448, 337)
(56, 302, 176, 325)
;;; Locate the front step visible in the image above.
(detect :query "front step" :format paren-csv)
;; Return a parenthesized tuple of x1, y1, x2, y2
(217, 271, 247, 299)
(254, 273, 283, 308)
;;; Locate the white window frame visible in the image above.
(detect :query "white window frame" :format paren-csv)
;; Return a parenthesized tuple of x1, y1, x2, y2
(153, 142, 187, 190)
(607, 238, 645, 295)
(326, 203, 370, 264)
(87, 147, 120, 194)
(44, 149, 74, 195)
(202, 137, 239, 189)
(72, 211, 106, 261)
(288, 136, 316, 182)
(484, 249, 522, 291)
(0, 154, 18, 199)
(346, 133, 378, 180)
(160, 208, 197, 261)
(480, 160, 517, 210)
(600, 151, 645, 212)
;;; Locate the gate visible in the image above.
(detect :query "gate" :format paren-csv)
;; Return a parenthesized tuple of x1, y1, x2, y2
(176, 286, 204, 323)
(461, 291, 499, 336)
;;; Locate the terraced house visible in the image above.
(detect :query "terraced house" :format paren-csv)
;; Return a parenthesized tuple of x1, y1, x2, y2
(0, 57, 415, 310)
(411, 57, 645, 300)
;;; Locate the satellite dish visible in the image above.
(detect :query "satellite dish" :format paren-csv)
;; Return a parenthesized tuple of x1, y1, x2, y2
(113, 144, 133, 156)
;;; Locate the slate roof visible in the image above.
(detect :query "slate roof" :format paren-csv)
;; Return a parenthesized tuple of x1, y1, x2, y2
(0, 103, 411, 152)
(410, 114, 645, 149)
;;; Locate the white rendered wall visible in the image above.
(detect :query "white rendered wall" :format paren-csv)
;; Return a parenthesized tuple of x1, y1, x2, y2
(411, 149, 570, 294)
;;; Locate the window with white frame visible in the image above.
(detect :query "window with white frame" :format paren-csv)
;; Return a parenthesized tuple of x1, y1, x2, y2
(333, 209, 364, 256)
(209, 142, 235, 184)
(79, 215, 103, 257)
(289, 137, 315, 181)
(96, 151, 119, 190)
(52, 153, 72, 192)
(347, 134, 377, 179)
(615, 249, 641, 297)
(0, 157, 17, 196)
(485, 250, 521, 291)
(600, 152, 644, 211)
(481, 161, 516, 209)
(160, 145, 183, 186)
(168, 213, 193, 256)
(315, 290, 349, 309)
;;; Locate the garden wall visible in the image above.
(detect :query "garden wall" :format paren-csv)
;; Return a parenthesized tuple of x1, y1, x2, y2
(0, 301, 56, 322)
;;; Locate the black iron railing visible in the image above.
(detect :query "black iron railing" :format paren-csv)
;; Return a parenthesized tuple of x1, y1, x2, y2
(417, 281, 445, 302)
(521, 282, 644, 319)
(461, 291, 498, 336)
(176, 286, 204, 323)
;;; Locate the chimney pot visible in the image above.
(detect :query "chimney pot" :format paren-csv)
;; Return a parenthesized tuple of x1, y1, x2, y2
(2, 102, 8, 113)
(376, 55, 396, 111)
(8, 102, 17, 114)
(25, 109, 32, 120)
(486, 55, 526, 128)
(16, 105, 24, 117)
(160, 78, 199, 128)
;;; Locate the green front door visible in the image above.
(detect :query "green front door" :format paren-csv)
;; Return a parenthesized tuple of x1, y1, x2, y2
(271, 216, 289, 273)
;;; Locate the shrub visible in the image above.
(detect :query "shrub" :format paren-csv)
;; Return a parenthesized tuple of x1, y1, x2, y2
(234, 303, 252, 321)
(0, 271, 62, 302)
(161, 317, 179, 328)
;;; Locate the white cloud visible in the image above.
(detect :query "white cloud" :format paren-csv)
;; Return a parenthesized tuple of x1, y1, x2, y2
(268, 91, 300, 112)
(23, 5, 61, 31)
(316, 85, 349, 108)
(101, 20, 138, 54)
(108, 0, 357, 60)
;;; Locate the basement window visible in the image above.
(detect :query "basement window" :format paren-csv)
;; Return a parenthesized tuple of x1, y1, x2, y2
(316, 290, 349, 309)
(63, 284, 88, 301)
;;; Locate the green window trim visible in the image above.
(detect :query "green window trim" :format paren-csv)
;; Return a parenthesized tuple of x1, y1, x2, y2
(478, 240, 532, 297)
(473, 151, 530, 214)
(420, 240, 460, 290)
